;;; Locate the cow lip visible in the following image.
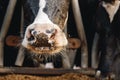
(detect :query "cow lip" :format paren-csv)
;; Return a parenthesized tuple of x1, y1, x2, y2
(35, 47, 55, 51)
(26, 45, 64, 54)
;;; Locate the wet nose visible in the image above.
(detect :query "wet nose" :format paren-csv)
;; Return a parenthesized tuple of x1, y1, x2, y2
(37, 33, 48, 40)
(28, 29, 48, 41)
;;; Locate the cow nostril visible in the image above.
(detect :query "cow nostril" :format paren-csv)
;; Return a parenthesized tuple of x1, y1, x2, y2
(28, 35, 35, 41)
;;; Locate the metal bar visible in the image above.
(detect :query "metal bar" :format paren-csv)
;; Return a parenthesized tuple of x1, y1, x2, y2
(72, 0, 88, 68)
(20, 6, 24, 38)
(15, 46, 25, 66)
(0, 67, 96, 76)
(91, 33, 100, 68)
(15, 6, 25, 67)
(0, 0, 17, 67)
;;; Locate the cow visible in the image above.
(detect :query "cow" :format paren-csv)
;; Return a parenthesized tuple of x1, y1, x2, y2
(19, 0, 71, 68)
(94, 0, 120, 79)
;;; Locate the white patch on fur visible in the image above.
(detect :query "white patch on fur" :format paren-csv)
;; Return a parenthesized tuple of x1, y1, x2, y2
(45, 62, 54, 68)
(39, 0, 46, 10)
(33, 0, 53, 24)
(102, 1, 120, 22)
(73, 65, 81, 69)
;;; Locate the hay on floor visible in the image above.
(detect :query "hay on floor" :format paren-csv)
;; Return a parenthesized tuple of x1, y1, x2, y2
(0, 73, 95, 80)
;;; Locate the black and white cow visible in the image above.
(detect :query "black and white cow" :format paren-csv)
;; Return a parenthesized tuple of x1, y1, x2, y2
(94, 0, 120, 79)
(20, 0, 70, 68)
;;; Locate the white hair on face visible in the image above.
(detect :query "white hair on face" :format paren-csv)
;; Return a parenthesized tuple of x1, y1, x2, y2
(33, 0, 53, 24)
(102, 1, 120, 22)
(45, 62, 54, 68)
(39, 0, 46, 10)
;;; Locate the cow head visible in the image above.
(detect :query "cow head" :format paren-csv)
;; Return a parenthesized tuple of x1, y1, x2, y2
(22, 23, 68, 54)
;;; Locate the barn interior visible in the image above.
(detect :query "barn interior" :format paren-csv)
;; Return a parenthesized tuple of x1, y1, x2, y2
(0, 0, 116, 80)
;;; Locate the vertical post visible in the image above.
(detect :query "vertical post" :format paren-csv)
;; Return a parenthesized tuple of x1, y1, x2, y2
(91, 33, 99, 68)
(15, 6, 25, 66)
(0, 0, 17, 67)
(15, 46, 25, 66)
(72, 0, 88, 68)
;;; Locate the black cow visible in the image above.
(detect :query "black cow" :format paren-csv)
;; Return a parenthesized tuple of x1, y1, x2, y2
(94, 0, 120, 79)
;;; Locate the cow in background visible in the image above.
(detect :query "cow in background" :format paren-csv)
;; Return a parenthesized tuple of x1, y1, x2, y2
(94, 0, 120, 79)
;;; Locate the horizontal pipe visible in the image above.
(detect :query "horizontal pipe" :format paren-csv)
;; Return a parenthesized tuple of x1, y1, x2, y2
(0, 67, 96, 76)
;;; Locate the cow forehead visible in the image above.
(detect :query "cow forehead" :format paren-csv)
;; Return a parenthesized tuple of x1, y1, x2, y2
(33, 24, 60, 30)
(33, 24, 52, 31)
